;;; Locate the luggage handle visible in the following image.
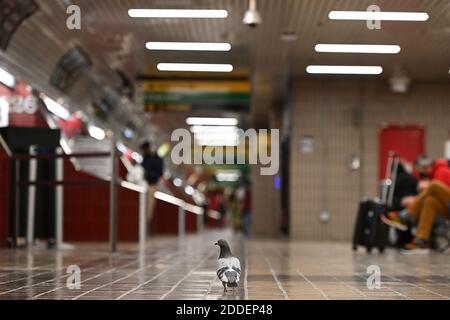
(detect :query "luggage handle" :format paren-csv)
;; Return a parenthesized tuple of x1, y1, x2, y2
(382, 151, 400, 207)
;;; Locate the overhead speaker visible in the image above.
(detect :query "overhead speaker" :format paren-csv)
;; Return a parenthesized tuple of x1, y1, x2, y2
(0, 0, 39, 50)
(50, 46, 92, 93)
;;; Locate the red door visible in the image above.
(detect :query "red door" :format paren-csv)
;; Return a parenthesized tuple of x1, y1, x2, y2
(379, 125, 425, 180)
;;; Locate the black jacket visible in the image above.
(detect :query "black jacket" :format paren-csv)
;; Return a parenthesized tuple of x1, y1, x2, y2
(141, 153, 164, 185)
(392, 164, 418, 210)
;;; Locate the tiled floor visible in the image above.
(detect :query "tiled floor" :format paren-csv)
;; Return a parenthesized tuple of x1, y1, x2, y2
(0, 230, 449, 300)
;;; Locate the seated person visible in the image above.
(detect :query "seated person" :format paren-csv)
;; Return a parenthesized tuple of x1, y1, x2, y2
(382, 155, 450, 254)
(391, 161, 418, 211)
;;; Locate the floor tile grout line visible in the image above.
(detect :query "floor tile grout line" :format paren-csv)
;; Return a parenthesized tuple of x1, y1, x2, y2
(159, 252, 213, 300)
(115, 248, 200, 300)
(0, 269, 61, 285)
(263, 255, 289, 300)
(0, 263, 102, 296)
(244, 242, 249, 300)
(375, 263, 449, 299)
(0, 262, 57, 277)
(272, 244, 329, 300)
(0, 262, 71, 285)
(292, 254, 370, 299)
(351, 261, 412, 299)
(30, 258, 142, 300)
(352, 272, 410, 300)
(116, 267, 172, 300)
(388, 260, 450, 291)
(295, 269, 330, 300)
(203, 274, 217, 300)
(73, 251, 181, 300)
(0, 257, 133, 288)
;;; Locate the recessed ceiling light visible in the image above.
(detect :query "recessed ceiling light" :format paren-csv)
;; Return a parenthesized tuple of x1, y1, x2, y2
(157, 63, 233, 73)
(190, 126, 238, 134)
(315, 44, 400, 54)
(280, 31, 297, 42)
(146, 42, 231, 51)
(306, 65, 383, 75)
(128, 9, 228, 19)
(328, 11, 429, 21)
(88, 124, 106, 141)
(186, 117, 238, 126)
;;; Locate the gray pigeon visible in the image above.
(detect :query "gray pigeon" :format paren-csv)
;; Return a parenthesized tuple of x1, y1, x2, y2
(215, 239, 241, 294)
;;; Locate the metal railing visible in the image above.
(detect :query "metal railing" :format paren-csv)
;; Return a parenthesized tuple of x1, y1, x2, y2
(7, 146, 119, 252)
(1, 135, 207, 252)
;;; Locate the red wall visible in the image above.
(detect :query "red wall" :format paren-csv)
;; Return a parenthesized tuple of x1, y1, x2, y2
(0, 147, 9, 246)
(151, 199, 198, 235)
(63, 159, 139, 242)
(379, 125, 425, 180)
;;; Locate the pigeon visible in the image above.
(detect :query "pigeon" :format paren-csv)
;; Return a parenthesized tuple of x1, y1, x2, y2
(215, 239, 241, 294)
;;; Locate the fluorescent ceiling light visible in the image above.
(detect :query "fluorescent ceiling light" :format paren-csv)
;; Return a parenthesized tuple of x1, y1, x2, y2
(146, 42, 231, 51)
(0, 67, 15, 88)
(306, 65, 383, 75)
(157, 63, 233, 73)
(328, 11, 429, 21)
(42, 96, 71, 120)
(186, 117, 238, 126)
(128, 9, 228, 19)
(216, 172, 241, 182)
(195, 133, 239, 141)
(190, 125, 238, 134)
(315, 44, 401, 54)
(88, 124, 106, 140)
(196, 140, 239, 147)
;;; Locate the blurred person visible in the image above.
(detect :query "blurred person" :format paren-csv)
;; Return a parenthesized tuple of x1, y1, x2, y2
(217, 194, 227, 228)
(140, 141, 164, 231)
(389, 160, 419, 247)
(126, 158, 146, 186)
(391, 160, 419, 211)
(382, 155, 450, 254)
(228, 193, 242, 232)
(242, 182, 252, 237)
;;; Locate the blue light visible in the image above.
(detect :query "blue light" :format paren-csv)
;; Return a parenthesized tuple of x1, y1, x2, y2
(274, 175, 281, 190)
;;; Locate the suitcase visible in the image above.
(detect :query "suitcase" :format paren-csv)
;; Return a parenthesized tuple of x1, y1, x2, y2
(352, 199, 389, 253)
(352, 152, 399, 253)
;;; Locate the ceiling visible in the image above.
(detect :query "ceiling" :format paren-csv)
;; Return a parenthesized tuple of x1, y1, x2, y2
(1, 0, 449, 135)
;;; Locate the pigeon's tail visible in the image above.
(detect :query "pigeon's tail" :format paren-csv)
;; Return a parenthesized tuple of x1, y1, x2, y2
(225, 270, 238, 288)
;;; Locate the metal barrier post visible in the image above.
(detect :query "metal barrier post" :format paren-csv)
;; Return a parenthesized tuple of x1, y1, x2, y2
(109, 138, 118, 253)
(14, 159, 20, 247)
(26, 146, 37, 246)
(55, 147, 64, 248)
(178, 205, 186, 240)
(139, 188, 148, 248)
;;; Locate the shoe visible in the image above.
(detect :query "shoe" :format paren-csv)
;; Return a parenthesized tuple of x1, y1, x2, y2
(400, 239, 431, 255)
(380, 211, 408, 231)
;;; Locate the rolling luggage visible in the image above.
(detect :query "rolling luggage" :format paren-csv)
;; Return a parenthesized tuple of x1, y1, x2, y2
(352, 152, 399, 253)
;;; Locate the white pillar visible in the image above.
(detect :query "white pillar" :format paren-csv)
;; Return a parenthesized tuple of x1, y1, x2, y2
(55, 147, 64, 248)
(26, 146, 37, 246)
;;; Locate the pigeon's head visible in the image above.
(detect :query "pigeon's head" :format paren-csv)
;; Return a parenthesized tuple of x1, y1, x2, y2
(215, 239, 232, 258)
(214, 239, 229, 248)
